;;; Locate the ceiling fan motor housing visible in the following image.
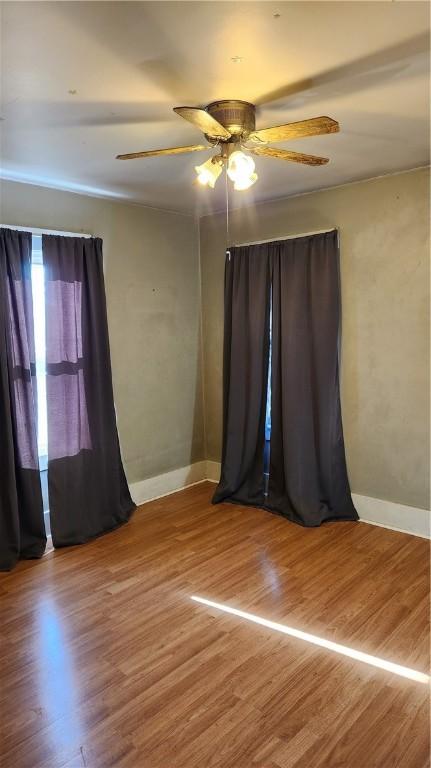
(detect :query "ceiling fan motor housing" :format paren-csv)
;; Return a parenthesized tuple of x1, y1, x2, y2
(206, 100, 256, 142)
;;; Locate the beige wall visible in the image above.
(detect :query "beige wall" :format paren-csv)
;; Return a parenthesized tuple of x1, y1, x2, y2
(0, 179, 204, 483)
(200, 168, 430, 510)
(2, 169, 429, 509)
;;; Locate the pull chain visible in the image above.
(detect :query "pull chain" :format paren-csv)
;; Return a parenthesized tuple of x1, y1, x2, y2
(225, 167, 231, 261)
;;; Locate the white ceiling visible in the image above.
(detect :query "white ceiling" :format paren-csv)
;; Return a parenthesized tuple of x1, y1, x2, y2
(1, 1, 429, 214)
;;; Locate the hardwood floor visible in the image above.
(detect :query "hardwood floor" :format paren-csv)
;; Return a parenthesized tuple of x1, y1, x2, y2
(1, 482, 429, 768)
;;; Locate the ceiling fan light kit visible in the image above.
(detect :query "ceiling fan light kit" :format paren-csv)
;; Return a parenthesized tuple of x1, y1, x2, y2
(226, 150, 258, 190)
(195, 156, 223, 188)
(116, 99, 339, 192)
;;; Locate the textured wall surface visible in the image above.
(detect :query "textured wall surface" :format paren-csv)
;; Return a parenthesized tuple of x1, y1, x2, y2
(199, 168, 430, 509)
(1, 180, 204, 483)
(2, 168, 429, 510)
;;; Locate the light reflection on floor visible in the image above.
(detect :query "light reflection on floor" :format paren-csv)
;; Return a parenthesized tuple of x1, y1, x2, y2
(36, 597, 83, 751)
(191, 595, 430, 684)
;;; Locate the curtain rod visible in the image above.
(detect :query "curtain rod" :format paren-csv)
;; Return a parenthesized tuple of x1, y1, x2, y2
(0, 224, 93, 238)
(229, 227, 338, 249)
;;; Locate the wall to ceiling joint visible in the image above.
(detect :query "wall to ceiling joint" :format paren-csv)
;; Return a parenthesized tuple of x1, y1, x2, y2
(0, 178, 206, 484)
(1, 166, 429, 510)
(199, 167, 430, 510)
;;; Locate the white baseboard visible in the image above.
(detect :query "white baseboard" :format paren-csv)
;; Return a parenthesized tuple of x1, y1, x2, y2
(205, 460, 222, 483)
(130, 460, 430, 539)
(129, 461, 207, 506)
(352, 493, 430, 539)
(203, 461, 431, 539)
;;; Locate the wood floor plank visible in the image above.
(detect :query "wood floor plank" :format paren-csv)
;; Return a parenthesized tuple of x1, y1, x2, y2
(1, 482, 429, 767)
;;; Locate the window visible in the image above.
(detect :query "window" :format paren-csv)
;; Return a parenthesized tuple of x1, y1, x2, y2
(30, 235, 50, 527)
(31, 235, 48, 467)
(263, 296, 272, 496)
(2, 224, 92, 535)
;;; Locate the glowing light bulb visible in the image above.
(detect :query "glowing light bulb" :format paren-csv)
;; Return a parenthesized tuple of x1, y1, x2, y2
(195, 157, 223, 188)
(227, 150, 258, 191)
(233, 172, 258, 191)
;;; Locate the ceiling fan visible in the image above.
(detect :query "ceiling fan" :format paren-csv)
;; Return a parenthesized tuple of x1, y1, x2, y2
(116, 100, 339, 190)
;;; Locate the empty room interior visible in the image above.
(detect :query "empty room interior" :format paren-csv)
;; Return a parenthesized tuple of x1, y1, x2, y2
(0, 2, 430, 766)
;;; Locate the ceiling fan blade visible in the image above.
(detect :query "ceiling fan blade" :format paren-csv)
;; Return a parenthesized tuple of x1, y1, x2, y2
(116, 144, 208, 160)
(173, 107, 231, 139)
(248, 147, 329, 166)
(1, 100, 171, 128)
(255, 32, 429, 109)
(140, 59, 196, 104)
(249, 116, 339, 144)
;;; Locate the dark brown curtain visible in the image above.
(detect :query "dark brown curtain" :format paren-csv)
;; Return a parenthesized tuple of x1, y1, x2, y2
(213, 232, 357, 527)
(0, 228, 46, 570)
(213, 245, 271, 506)
(267, 232, 357, 525)
(43, 234, 135, 547)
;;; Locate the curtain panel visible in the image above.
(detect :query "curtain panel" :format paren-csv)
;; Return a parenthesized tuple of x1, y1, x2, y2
(0, 228, 46, 570)
(213, 246, 271, 507)
(43, 235, 135, 546)
(213, 231, 358, 527)
(267, 232, 357, 525)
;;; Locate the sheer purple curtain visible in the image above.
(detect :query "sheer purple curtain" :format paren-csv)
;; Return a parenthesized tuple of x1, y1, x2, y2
(0, 228, 46, 570)
(43, 234, 135, 547)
